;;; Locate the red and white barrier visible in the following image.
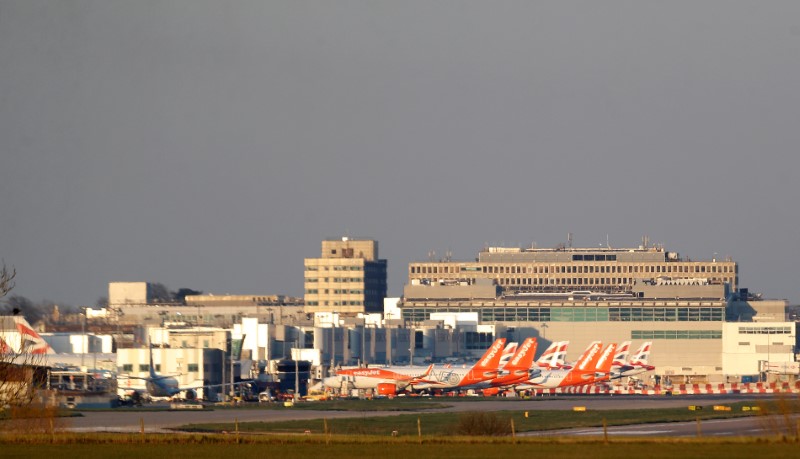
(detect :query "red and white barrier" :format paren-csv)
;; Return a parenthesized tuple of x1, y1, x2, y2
(528, 381, 800, 396)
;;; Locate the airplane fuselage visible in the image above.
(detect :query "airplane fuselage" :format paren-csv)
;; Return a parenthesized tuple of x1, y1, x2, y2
(323, 365, 432, 391)
(145, 376, 182, 397)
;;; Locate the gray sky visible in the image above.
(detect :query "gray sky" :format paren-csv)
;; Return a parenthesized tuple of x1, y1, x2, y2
(1, 1, 799, 307)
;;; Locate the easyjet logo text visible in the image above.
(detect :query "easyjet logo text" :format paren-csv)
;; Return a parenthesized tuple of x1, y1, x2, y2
(510, 340, 535, 366)
(578, 344, 601, 370)
(479, 341, 505, 367)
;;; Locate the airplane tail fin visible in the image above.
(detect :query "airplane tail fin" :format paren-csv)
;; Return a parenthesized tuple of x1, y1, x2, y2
(13, 316, 55, 354)
(552, 341, 569, 368)
(499, 341, 518, 368)
(595, 343, 617, 373)
(149, 342, 158, 378)
(629, 341, 652, 366)
(611, 340, 631, 372)
(535, 341, 559, 368)
(411, 363, 435, 384)
(473, 338, 507, 371)
(505, 337, 538, 371)
(612, 341, 631, 367)
(575, 341, 603, 372)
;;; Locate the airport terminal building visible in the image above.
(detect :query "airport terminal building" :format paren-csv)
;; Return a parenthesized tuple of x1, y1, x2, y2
(399, 244, 794, 384)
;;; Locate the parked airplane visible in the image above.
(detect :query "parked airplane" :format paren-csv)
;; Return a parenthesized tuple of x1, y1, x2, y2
(610, 341, 654, 379)
(410, 338, 507, 391)
(0, 315, 54, 355)
(515, 342, 616, 390)
(322, 363, 434, 395)
(476, 337, 539, 395)
(535, 341, 570, 370)
(123, 344, 245, 400)
(611, 341, 632, 369)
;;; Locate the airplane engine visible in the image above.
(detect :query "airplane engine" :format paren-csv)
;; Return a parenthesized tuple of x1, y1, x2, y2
(376, 383, 398, 396)
(184, 389, 197, 401)
(482, 387, 501, 397)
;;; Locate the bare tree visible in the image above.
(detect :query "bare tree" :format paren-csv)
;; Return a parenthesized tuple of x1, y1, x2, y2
(0, 263, 15, 300)
(1, 263, 48, 411)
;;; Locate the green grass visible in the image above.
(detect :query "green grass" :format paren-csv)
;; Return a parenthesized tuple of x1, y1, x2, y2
(222, 398, 450, 411)
(178, 400, 800, 436)
(2, 436, 800, 459)
(69, 398, 447, 413)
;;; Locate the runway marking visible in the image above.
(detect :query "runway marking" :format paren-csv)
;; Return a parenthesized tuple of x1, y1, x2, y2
(573, 430, 674, 436)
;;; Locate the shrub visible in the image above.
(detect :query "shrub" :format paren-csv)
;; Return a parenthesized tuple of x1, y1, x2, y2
(453, 411, 511, 436)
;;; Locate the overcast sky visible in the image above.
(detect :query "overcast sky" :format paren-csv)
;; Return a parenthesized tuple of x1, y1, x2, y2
(1, 1, 799, 307)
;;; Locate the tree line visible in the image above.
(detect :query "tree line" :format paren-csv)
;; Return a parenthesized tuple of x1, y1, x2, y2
(0, 265, 201, 325)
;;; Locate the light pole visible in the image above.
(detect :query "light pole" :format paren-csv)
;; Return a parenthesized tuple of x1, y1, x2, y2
(80, 309, 85, 368)
(361, 323, 366, 367)
(294, 338, 299, 403)
(409, 323, 415, 367)
(329, 318, 336, 376)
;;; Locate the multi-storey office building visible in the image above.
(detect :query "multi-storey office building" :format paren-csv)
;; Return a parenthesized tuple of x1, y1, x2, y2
(408, 245, 737, 295)
(304, 238, 387, 314)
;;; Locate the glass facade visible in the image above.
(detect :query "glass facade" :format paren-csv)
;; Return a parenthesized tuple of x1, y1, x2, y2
(401, 306, 725, 323)
(631, 330, 722, 339)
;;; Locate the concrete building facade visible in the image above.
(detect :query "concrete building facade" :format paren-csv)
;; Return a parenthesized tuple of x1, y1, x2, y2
(409, 245, 737, 295)
(304, 238, 387, 315)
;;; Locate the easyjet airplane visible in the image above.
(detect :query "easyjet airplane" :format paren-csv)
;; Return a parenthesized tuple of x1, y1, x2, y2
(515, 342, 616, 390)
(410, 338, 507, 391)
(475, 337, 539, 395)
(322, 363, 434, 395)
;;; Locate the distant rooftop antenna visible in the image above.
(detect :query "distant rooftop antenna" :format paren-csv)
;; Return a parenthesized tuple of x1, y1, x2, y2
(428, 250, 436, 261)
(567, 232, 573, 248)
(444, 250, 452, 262)
(642, 235, 649, 249)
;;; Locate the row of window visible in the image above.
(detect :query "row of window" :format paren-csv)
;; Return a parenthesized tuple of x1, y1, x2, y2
(738, 326, 792, 335)
(305, 266, 363, 271)
(401, 306, 725, 323)
(120, 363, 200, 373)
(631, 330, 722, 340)
(465, 331, 495, 350)
(306, 301, 363, 306)
(306, 278, 364, 283)
(413, 276, 734, 288)
(305, 289, 363, 295)
(572, 254, 617, 261)
(412, 263, 734, 275)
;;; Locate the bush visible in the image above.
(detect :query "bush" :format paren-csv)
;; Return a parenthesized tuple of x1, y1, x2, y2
(0, 404, 64, 434)
(453, 411, 511, 436)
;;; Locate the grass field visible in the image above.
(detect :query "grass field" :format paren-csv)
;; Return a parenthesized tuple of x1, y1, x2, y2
(2, 398, 800, 458)
(2, 436, 800, 459)
(178, 400, 800, 436)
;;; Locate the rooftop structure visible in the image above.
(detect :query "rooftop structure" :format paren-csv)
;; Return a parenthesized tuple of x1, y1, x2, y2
(409, 243, 737, 296)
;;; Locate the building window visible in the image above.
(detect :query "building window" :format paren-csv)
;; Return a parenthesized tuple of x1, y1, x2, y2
(122, 364, 133, 372)
(188, 363, 199, 372)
